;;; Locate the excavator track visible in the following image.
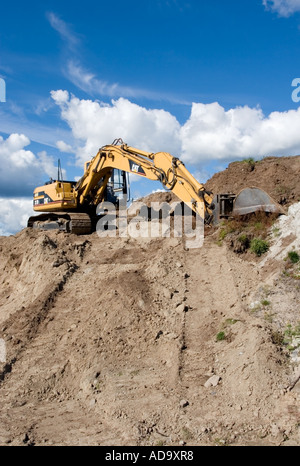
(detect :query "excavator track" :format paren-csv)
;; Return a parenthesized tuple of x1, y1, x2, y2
(27, 212, 92, 235)
(68, 213, 92, 235)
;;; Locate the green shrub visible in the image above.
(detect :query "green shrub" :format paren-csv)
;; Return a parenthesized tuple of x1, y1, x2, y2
(271, 330, 284, 346)
(219, 228, 227, 241)
(243, 157, 255, 168)
(238, 234, 248, 244)
(254, 222, 263, 231)
(250, 238, 269, 256)
(272, 226, 281, 237)
(288, 251, 300, 264)
(216, 331, 226, 341)
(283, 323, 300, 349)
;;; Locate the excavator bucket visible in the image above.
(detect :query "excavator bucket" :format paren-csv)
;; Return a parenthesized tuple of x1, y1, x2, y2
(212, 187, 285, 224)
(232, 187, 285, 216)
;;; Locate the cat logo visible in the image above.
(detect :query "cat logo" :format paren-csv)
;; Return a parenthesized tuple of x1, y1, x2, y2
(129, 160, 146, 176)
(131, 163, 139, 173)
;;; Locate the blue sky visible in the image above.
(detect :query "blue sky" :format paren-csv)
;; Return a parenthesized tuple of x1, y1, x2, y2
(1, 0, 300, 234)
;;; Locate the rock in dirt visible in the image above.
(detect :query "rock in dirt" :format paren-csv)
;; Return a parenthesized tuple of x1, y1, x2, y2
(179, 399, 189, 408)
(204, 375, 221, 388)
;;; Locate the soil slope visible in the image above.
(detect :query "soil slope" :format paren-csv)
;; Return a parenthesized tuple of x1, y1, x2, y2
(205, 155, 300, 207)
(0, 155, 299, 446)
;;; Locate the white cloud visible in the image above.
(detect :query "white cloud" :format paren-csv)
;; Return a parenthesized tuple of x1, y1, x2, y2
(0, 105, 73, 148)
(47, 11, 154, 101)
(66, 61, 121, 98)
(0, 134, 66, 235)
(46, 12, 80, 48)
(0, 198, 35, 236)
(180, 102, 300, 162)
(263, 0, 300, 16)
(51, 93, 181, 165)
(50, 89, 69, 105)
(51, 91, 300, 168)
(0, 133, 59, 196)
(56, 140, 74, 153)
(65, 60, 176, 102)
(47, 13, 187, 103)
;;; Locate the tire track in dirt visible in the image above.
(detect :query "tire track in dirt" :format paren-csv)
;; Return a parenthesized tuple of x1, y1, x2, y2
(179, 241, 241, 386)
(0, 260, 79, 384)
(171, 239, 253, 442)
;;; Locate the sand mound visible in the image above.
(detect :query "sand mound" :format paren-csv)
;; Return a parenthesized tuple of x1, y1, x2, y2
(0, 156, 299, 446)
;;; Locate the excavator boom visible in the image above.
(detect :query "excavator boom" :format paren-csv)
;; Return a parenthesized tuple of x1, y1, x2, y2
(76, 140, 214, 221)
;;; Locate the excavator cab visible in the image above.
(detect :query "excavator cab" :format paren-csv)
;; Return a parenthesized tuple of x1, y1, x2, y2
(105, 170, 129, 204)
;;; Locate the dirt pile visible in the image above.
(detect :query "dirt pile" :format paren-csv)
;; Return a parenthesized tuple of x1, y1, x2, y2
(0, 155, 299, 446)
(0, 223, 299, 446)
(205, 155, 300, 207)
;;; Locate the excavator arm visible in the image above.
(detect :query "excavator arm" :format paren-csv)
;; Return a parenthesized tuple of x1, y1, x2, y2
(75, 139, 214, 223)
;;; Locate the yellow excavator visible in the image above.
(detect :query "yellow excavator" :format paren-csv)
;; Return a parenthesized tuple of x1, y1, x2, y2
(27, 139, 215, 234)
